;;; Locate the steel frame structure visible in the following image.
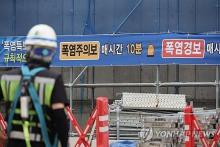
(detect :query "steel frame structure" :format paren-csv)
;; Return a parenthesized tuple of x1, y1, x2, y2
(65, 65, 220, 111)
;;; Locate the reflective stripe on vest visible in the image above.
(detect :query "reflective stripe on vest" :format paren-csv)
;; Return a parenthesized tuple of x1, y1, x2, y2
(13, 108, 51, 121)
(1, 74, 55, 145)
(1, 75, 21, 102)
(1, 75, 55, 106)
(10, 131, 42, 142)
(12, 120, 39, 127)
(34, 77, 55, 107)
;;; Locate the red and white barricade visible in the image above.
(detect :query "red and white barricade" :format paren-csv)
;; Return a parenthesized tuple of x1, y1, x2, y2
(184, 105, 220, 147)
(66, 97, 109, 147)
(0, 112, 7, 147)
(0, 113, 6, 137)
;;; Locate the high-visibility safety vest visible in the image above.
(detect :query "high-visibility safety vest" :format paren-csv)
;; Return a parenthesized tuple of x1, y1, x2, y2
(0, 65, 58, 147)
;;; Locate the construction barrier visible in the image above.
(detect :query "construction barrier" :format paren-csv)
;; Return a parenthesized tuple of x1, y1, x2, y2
(184, 105, 220, 147)
(183, 105, 195, 147)
(0, 97, 109, 147)
(96, 97, 109, 147)
(66, 97, 109, 147)
(0, 113, 6, 147)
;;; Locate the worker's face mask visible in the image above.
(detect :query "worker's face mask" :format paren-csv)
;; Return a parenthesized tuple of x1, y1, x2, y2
(27, 47, 55, 64)
(33, 48, 54, 57)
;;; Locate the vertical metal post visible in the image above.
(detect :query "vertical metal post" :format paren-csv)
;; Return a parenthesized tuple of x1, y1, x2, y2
(80, 73, 85, 114)
(216, 65, 219, 108)
(69, 67, 73, 131)
(116, 106, 120, 140)
(140, 65, 142, 93)
(92, 67, 95, 108)
(175, 64, 180, 94)
(156, 65, 160, 94)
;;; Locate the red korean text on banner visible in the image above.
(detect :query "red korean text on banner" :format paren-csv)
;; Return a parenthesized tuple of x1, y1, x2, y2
(162, 39, 205, 58)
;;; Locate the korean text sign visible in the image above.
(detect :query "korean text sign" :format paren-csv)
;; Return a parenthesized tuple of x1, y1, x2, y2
(0, 33, 220, 67)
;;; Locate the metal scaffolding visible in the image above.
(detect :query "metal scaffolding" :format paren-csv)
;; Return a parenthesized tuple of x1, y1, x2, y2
(65, 65, 220, 109)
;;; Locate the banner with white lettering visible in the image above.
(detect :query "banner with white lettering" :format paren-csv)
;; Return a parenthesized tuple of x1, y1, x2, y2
(0, 33, 219, 67)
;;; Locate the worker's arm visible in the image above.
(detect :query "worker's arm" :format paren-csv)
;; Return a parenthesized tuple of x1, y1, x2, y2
(51, 75, 69, 147)
(51, 103, 69, 147)
(0, 79, 6, 115)
(52, 103, 65, 110)
(0, 81, 3, 102)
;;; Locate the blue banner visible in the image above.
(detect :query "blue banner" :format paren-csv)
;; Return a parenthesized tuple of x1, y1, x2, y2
(0, 33, 220, 67)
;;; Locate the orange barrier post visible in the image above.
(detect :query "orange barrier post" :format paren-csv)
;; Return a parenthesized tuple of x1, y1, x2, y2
(96, 97, 109, 147)
(184, 105, 194, 147)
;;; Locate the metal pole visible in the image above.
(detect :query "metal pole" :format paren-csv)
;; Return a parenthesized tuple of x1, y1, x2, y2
(216, 65, 219, 108)
(65, 66, 88, 87)
(67, 67, 88, 132)
(92, 66, 95, 108)
(70, 82, 217, 88)
(69, 67, 73, 132)
(175, 65, 180, 94)
(160, 82, 216, 86)
(156, 65, 160, 94)
(116, 106, 120, 140)
(140, 65, 142, 93)
(71, 83, 155, 87)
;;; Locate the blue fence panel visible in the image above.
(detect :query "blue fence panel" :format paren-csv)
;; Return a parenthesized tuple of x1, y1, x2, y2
(0, 0, 219, 35)
(110, 141, 137, 147)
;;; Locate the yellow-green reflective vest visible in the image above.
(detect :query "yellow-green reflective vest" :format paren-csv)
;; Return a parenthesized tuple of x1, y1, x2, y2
(0, 74, 56, 142)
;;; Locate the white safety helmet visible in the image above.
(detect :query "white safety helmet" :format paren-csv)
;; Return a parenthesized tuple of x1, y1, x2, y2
(24, 24, 57, 64)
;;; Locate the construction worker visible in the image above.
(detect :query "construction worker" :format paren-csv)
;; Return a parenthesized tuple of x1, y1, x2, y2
(0, 24, 69, 147)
